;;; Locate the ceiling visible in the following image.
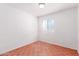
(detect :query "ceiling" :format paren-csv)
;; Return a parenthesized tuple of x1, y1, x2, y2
(5, 3, 78, 17)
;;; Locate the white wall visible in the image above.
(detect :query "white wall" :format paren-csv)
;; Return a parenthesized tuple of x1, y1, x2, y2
(38, 7, 77, 50)
(0, 4, 37, 54)
(78, 5, 79, 53)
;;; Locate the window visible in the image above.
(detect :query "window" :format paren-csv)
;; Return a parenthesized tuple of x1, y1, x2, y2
(43, 17, 54, 32)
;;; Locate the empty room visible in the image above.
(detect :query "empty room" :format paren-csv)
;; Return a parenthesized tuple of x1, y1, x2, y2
(0, 3, 79, 56)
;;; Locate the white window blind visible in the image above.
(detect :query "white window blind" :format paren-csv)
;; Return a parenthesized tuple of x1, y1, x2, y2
(42, 17, 54, 32)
